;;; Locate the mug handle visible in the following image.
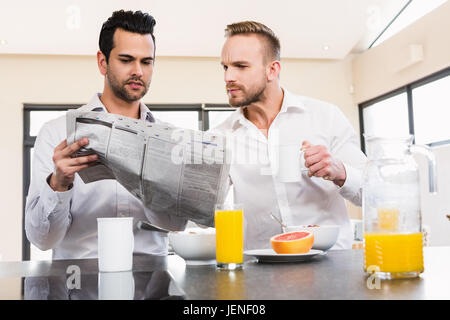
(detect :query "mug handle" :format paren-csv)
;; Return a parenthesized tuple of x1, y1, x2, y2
(299, 149, 308, 172)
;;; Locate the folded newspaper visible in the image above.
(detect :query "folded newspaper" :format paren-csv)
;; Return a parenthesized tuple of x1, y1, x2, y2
(66, 110, 230, 227)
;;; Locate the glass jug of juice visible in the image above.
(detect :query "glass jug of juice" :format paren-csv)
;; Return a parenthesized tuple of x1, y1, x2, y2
(362, 135, 437, 279)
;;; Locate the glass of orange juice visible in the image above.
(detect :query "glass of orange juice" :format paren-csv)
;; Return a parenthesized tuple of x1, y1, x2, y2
(215, 204, 244, 270)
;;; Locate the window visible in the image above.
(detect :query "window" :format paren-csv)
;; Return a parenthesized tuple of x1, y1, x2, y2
(152, 111, 200, 130)
(359, 66, 450, 151)
(412, 74, 450, 145)
(149, 104, 202, 130)
(371, 0, 448, 48)
(30, 111, 67, 136)
(362, 91, 409, 138)
(204, 104, 237, 130)
(23, 103, 236, 260)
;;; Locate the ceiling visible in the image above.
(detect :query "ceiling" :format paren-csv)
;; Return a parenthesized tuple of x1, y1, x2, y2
(0, 0, 410, 59)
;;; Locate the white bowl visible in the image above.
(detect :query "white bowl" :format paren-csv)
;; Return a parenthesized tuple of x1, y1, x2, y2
(168, 228, 216, 264)
(284, 225, 340, 251)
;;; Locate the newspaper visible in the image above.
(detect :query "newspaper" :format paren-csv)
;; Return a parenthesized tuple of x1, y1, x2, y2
(66, 110, 230, 227)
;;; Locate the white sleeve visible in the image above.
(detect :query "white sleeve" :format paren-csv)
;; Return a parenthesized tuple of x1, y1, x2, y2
(24, 122, 73, 251)
(329, 107, 367, 206)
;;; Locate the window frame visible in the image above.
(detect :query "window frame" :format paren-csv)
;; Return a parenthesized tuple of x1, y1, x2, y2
(358, 66, 450, 153)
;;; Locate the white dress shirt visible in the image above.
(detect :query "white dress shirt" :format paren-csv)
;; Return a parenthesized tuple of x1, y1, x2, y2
(25, 93, 187, 260)
(211, 89, 367, 250)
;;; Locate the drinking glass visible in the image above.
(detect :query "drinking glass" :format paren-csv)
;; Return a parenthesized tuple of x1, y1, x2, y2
(215, 204, 244, 270)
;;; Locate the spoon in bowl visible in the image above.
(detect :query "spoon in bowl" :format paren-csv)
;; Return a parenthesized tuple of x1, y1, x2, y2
(137, 220, 170, 233)
(270, 212, 286, 233)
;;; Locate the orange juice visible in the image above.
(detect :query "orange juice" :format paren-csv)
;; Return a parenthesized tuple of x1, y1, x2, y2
(364, 232, 423, 275)
(215, 209, 243, 264)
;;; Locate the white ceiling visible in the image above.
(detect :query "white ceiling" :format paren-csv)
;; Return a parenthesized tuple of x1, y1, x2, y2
(0, 0, 409, 59)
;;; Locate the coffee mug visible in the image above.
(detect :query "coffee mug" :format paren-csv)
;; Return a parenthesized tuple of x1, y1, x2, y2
(97, 217, 134, 272)
(277, 144, 308, 182)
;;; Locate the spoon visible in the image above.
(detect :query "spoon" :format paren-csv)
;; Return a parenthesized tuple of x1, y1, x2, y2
(137, 220, 170, 233)
(270, 212, 286, 232)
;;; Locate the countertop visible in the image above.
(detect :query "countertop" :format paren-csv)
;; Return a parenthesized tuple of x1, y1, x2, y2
(1, 247, 449, 300)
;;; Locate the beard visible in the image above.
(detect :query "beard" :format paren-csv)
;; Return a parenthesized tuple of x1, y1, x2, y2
(227, 80, 267, 107)
(106, 67, 149, 103)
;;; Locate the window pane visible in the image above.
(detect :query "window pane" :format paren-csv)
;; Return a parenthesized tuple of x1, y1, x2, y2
(30, 111, 67, 136)
(412, 75, 450, 144)
(151, 111, 199, 130)
(363, 92, 409, 138)
(208, 110, 235, 129)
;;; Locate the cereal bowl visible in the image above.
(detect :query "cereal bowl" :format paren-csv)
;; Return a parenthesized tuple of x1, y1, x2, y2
(168, 228, 216, 264)
(285, 225, 340, 251)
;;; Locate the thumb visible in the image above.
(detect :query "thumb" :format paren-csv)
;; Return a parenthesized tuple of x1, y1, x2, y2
(301, 140, 311, 150)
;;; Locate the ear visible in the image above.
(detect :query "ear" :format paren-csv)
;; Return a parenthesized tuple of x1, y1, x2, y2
(97, 50, 107, 76)
(267, 60, 281, 82)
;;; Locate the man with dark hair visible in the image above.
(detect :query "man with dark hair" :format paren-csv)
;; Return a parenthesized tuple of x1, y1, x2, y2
(25, 10, 187, 260)
(212, 21, 367, 250)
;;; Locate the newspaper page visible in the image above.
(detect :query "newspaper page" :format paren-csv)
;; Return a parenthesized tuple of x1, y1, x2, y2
(66, 110, 229, 226)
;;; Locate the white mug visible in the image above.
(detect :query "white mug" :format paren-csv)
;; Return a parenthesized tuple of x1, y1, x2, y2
(98, 271, 135, 300)
(276, 144, 308, 182)
(97, 217, 134, 272)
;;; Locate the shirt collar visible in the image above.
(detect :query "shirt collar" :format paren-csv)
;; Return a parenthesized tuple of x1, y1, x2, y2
(228, 88, 306, 129)
(83, 93, 155, 123)
(279, 88, 306, 113)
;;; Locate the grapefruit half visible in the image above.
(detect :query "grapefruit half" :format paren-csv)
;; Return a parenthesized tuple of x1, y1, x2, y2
(270, 231, 314, 254)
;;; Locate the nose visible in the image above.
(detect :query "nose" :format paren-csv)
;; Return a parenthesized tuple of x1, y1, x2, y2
(131, 61, 143, 78)
(224, 67, 236, 84)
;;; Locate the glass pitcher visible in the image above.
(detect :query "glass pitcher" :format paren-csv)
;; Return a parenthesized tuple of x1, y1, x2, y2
(362, 135, 437, 279)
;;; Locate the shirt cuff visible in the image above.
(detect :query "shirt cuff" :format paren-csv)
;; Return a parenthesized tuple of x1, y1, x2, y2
(41, 174, 73, 219)
(337, 163, 362, 201)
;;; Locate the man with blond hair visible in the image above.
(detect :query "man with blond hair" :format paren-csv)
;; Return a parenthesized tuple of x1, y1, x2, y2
(212, 21, 367, 250)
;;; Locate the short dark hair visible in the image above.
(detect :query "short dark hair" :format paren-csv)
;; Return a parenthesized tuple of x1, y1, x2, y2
(99, 10, 156, 63)
(225, 21, 280, 62)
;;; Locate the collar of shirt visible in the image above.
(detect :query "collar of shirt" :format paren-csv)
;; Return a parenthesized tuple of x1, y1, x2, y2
(227, 88, 306, 132)
(80, 93, 156, 123)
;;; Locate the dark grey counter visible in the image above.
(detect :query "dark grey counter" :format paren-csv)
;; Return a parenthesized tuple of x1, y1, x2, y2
(1, 247, 449, 299)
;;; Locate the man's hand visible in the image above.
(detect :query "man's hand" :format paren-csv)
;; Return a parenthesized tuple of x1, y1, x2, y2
(49, 138, 98, 191)
(302, 141, 346, 187)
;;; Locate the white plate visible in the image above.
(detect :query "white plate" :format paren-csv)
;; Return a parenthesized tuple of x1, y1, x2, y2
(244, 249, 325, 263)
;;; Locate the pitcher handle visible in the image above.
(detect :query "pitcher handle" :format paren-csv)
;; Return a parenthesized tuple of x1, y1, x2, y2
(410, 144, 438, 194)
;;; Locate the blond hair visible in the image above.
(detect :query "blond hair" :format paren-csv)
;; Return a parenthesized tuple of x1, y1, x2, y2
(225, 21, 280, 61)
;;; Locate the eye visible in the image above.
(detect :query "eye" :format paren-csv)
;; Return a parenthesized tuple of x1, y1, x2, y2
(142, 61, 152, 65)
(237, 65, 247, 69)
(120, 59, 131, 63)
(222, 65, 228, 71)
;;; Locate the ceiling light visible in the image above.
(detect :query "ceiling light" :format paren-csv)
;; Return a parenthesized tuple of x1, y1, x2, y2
(0, 40, 7, 45)
(323, 45, 330, 51)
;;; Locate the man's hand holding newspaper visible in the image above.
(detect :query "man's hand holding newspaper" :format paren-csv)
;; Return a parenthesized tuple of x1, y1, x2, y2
(66, 110, 230, 227)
